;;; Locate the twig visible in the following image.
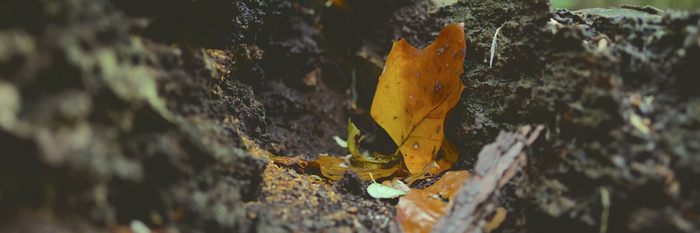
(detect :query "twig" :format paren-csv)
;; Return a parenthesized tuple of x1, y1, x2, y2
(490, 24, 504, 68)
(600, 187, 610, 233)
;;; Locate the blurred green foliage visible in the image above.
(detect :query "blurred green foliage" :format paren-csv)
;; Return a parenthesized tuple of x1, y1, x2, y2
(551, 0, 700, 10)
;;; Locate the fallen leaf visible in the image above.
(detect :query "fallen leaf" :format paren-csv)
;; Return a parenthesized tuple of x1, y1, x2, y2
(430, 137, 460, 174)
(367, 182, 406, 199)
(275, 120, 404, 182)
(396, 170, 470, 233)
(370, 23, 466, 174)
(270, 121, 401, 182)
(311, 155, 400, 181)
(353, 164, 401, 181)
(315, 155, 349, 180)
(270, 156, 309, 168)
(367, 173, 406, 199)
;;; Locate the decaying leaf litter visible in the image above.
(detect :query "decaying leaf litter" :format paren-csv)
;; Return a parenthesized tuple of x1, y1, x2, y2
(264, 23, 477, 232)
(2, 0, 700, 232)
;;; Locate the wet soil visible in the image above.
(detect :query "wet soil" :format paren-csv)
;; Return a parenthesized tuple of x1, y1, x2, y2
(0, 0, 699, 232)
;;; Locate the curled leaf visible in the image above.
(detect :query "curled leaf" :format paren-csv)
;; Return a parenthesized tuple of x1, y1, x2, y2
(346, 119, 400, 167)
(312, 155, 400, 181)
(347, 119, 362, 158)
(370, 23, 466, 174)
(315, 155, 349, 180)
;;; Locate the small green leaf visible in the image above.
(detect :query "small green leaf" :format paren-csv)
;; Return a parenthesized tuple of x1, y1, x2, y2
(347, 119, 361, 158)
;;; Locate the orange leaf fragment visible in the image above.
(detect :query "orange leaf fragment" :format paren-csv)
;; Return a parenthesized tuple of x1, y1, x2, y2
(430, 137, 460, 174)
(270, 156, 309, 168)
(422, 170, 469, 199)
(312, 155, 400, 181)
(370, 23, 466, 174)
(485, 207, 507, 232)
(314, 156, 348, 180)
(397, 190, 444, 233)
(396, 170, 470, 233)
(270, 155, 399, 181)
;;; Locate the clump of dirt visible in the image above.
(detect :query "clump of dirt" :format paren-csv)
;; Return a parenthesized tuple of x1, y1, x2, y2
(438, 0, 700, 232)
(0, 0, 271, 231)
(246, 163, 399, 232)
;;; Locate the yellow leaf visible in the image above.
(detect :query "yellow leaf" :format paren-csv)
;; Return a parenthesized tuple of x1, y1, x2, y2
(430, 137, 460, 174)
(311, 155, 400, 181)
(370, 23, 466, 174)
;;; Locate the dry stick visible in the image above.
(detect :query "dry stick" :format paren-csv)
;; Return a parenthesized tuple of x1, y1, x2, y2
(600, 187, 610, 233)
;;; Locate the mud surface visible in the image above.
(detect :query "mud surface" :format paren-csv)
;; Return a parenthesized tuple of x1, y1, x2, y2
(443, 1, 700, 232)
(0, 0, 699, 232)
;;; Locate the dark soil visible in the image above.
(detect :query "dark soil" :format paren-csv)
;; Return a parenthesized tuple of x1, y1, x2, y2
(1, 0, 699, 232)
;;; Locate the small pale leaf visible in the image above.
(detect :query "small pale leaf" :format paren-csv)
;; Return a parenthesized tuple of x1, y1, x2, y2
(367, 183, 407, 199)
(333, 135, 348, 148)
